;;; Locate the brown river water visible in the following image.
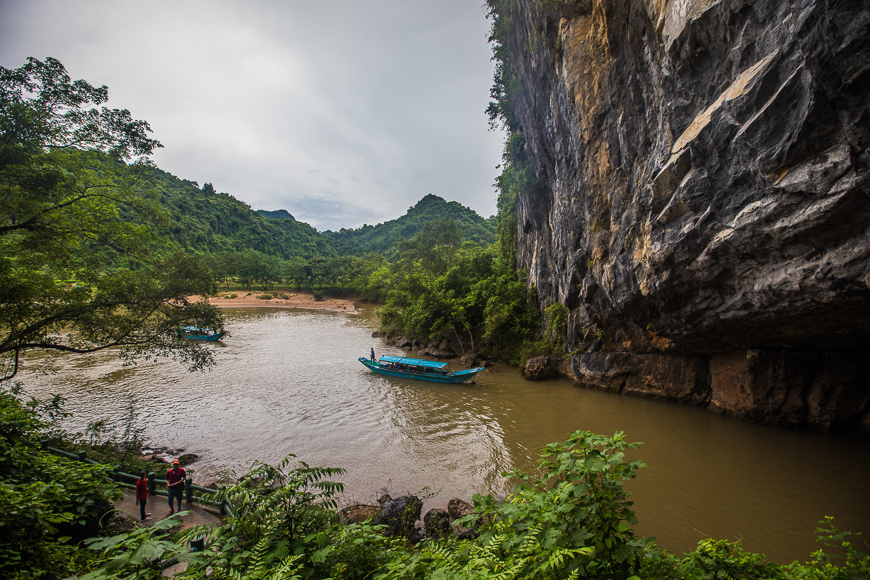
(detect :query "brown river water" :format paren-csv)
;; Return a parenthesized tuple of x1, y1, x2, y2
(18, 305, 870, 563)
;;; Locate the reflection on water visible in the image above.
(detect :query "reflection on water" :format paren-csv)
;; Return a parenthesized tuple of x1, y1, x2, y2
(18, 306, 870, 563)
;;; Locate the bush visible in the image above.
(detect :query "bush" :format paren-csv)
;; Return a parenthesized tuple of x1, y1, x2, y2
(50, 427, 870, 580)
(0, 389, 122, 580)
(313, 289, 325, 301)
(680, 538, 781, 580)
(258, 294, 273, 300)
(380, 430, 653, 580)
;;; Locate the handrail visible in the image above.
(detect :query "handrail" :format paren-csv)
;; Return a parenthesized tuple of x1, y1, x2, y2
(40, 442, 235, 517)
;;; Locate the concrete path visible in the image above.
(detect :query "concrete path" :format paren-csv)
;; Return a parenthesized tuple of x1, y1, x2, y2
(115, 490, 223, 530)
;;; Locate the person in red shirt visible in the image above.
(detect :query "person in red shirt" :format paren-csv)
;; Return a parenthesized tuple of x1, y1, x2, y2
(165, 459, 186, 515)
(135, 470, 151, 521)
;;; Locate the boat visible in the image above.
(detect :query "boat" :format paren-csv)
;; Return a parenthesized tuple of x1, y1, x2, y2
(178, 326, 225, 341)
(358, 355, 484, 384)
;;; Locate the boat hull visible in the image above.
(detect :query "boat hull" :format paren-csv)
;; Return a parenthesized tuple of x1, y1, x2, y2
(179, 326, 224, 341)
(186, 332, 224, 341)
(358, 357, 482, 384)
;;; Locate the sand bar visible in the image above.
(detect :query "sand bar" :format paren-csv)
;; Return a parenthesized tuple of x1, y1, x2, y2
(191, 290, 359, 313)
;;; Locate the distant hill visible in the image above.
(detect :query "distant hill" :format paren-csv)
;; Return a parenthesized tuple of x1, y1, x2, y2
(133, 165, 332, 259)
(325, 194, 496, 257)
(86, 154, 494, 261)
(257, 209, 296, 221)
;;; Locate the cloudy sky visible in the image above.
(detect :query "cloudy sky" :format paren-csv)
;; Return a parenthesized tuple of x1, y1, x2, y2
(0, 1, 505, 231)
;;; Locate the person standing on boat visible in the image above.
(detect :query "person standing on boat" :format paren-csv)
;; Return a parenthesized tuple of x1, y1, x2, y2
(165, 459, 186, 515)
(370, 348, 376, 361)
(135, 470, 151, 521)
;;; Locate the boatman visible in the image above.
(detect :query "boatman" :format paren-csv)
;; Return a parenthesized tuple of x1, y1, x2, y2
(165, 459, 186, 515)
(370, 348, 375, 361)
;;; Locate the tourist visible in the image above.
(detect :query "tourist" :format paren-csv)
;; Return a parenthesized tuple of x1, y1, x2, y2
(165, 459, 186, 515)
(135, 470, 151, 521)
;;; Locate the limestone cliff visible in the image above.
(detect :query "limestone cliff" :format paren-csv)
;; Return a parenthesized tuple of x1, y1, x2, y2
(497, 0, 870, 433)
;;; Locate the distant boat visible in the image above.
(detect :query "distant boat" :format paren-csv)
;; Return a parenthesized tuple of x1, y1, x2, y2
(179, 326, 225, 341)
(359, 355, 483, 384)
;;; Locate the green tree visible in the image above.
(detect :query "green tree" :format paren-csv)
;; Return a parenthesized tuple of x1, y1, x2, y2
(328, 255, 356, 295)
(207, 253, 236, 289)
(282, 256, 308, 291)
(378, 431, 652, 580)
(0, 57, 223, 381)
(0, 389, 123, 580)
(394, 216, 463, 279)
(304, 256, 330, 290)
(326, 194, 495, 259)
(235, 250, 280, 291)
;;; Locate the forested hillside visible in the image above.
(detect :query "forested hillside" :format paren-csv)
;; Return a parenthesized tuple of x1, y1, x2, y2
(102, 154, 496, 261)
(134, 165, 332, 259)
(257, 208, 296, 221)
(325, 193, 496, 258)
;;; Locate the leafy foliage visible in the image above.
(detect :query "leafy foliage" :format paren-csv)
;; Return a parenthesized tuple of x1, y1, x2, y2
(7, 409, 867, 580)
(494, 132, 544, 267)
(373, 218, 547, 364)
(181, 456, 347, 579)
(80, 513, 195, 580)
(0, 57, 224, 381)
(442, 430, 648, 580)
(0, 388, 122, 580)
(326, 194, 496, 259)
(144, 173, 331, 260)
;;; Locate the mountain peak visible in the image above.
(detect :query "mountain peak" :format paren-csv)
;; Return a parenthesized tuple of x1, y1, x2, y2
(257, 209, 296, 221)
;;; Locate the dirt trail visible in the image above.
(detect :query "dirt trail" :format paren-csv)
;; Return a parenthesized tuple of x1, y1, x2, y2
(114, 490, 222, 530)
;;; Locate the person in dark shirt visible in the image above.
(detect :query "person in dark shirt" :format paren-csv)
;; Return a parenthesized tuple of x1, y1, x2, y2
(135, 470, 151, 521)
(165, 459, 186, 515)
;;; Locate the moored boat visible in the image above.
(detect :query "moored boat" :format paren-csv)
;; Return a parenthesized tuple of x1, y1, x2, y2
(358, 355, 483, 384)
(179, 326, 225, 341)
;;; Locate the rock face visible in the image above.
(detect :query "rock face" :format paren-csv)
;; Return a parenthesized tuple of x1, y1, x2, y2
(374, 495, 423, 540)
(522, 356, 563, 380)
(423, 508, 452, 539)
(500, 0, 870, 433)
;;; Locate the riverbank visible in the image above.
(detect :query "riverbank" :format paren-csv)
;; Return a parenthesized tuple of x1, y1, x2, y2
(195, 290, 360, 312)
(21, 307, 870, 564)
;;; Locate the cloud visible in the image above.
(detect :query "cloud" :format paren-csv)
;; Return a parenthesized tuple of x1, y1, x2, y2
(0, 0, 505, 231)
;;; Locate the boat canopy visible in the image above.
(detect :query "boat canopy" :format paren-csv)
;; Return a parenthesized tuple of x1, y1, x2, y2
(379, 355, 449, 370)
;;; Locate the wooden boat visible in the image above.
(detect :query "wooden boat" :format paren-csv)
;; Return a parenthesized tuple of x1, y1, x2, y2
(358, 355, 483, 384)
(179, 326, 225, 341)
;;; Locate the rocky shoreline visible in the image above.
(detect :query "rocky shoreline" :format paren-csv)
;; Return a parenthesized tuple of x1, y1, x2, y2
(139, 446, 200, 467)
(138, 443, 483, 540)
(378, 330, 870, 436)
(339, 494, 480, 542)
(374, 332, 491, 370)
(520, 351, 870, 436)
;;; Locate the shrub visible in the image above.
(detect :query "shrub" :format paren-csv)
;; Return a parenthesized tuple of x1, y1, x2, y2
(380, 430, 654, 580)
(0, 389, 122, 580)
(680, 538, 781, 580)
(188, 456, 346, 578)
(258, 294, 273, 300)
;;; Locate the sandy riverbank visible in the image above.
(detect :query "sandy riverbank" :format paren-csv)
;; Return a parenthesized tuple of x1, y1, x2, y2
(193, 290, 360, 313)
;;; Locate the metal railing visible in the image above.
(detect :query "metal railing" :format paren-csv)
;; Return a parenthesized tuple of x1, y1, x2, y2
(40, 442, 235, 518)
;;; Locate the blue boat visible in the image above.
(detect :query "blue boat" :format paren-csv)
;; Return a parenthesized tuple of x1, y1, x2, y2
(359, 355, 483, 384)
(179, 326, 225, 341)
